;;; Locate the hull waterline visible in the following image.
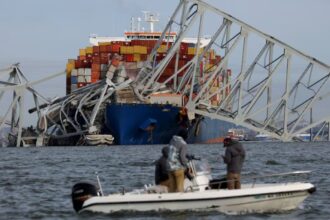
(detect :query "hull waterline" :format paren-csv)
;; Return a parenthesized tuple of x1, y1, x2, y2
(79, 183, 315, 214)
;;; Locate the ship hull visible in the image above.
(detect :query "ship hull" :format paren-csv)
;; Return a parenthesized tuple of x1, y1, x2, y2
(105, 103, 182, 145)
(105, 103, 233, 145)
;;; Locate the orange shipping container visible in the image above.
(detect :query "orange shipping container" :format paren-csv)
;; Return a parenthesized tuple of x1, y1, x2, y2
(92, 63, 101, 72)
(92, 71, 100, 79)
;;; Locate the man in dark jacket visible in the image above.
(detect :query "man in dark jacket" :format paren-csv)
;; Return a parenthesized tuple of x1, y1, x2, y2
(222, 137, 246, 190)
(155, 146, 170, 189)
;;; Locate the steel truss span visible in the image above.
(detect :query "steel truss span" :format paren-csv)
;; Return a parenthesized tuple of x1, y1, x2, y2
(0, 64, 65, 146)
(134, 0, 330, 141)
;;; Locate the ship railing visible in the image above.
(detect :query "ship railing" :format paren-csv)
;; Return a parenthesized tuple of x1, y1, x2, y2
(207, 170, 312, 190)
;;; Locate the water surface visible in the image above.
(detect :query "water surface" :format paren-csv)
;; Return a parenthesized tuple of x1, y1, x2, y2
(0, 142, 329, 219)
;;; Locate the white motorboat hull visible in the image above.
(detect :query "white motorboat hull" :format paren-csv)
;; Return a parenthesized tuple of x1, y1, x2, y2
(79, 182, 315, 214)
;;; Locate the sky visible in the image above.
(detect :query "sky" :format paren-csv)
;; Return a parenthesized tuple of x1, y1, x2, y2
(0, 0, 329, 125)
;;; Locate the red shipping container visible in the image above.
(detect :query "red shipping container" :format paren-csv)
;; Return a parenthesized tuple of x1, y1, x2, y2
(131, 40, 141, 46)
(99, 45, 108, 53)
(75, 60, 82, 68)
(162, 67, 174, 77)
(140, 54, 148, 61)
(78, 55, 86, 60)
(93, 46, 100, 53)
(147, 40, 157, 48)
(100, 57, 109, 64)
(93, 56, 101, 64)
(111, 44, 120, 53)
(147, 47, 153, 54)
(100, 53, 110, 59)
(124, 54, 134, 62)
(180, 43, 188, 54)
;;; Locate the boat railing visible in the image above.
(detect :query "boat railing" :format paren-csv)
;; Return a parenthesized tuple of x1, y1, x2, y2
(208, 170, 312, 190)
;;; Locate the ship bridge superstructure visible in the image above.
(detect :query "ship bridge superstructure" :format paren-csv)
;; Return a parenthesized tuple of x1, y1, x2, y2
(133, 0, 330, 141)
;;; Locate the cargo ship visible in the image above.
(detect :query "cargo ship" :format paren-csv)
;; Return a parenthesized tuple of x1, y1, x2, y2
(64, 12, 234, 145)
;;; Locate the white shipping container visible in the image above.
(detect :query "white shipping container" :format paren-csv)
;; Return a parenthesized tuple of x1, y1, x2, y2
(71, 69, 78, 76)
(85, 75, 91, 83)
(85, 68, 92, 76)
(78, 68, 85, 76)
(78, 75, 87, 83)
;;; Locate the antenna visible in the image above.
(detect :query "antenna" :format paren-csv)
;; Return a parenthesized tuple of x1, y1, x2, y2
(142, 11, 159, 32)
(130, 17, 135, 32)
(137, 17, 141, 32)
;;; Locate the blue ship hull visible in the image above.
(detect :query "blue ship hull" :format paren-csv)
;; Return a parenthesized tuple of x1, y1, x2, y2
(105, 103, 233, 145)
(105, 104, 182, 145)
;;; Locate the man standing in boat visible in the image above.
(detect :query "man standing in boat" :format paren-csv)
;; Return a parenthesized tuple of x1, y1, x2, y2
(222, 137, 246, 190)
(167, 130, 189, 192)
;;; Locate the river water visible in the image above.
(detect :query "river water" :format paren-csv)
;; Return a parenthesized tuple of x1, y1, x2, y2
(1, 142, 329, 220)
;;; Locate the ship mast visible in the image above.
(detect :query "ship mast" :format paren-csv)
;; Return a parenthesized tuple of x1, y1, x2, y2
(142, 11, 159, 32)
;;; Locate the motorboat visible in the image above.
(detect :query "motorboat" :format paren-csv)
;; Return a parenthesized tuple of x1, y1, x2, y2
(71, 158, 316, 215)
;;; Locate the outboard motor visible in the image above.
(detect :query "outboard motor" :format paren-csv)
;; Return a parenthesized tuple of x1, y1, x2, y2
(71, 182, 98, 212)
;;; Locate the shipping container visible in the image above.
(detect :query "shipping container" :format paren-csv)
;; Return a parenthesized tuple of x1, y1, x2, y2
(71, 76, 78, 84)
(111, 44, 121, 53)
(120, 46, 134, 54)
(93, 46, 100, 53)
(86, 46, 93, 54)
(79, 48, 86, 56)
(133, 54, 141, 62)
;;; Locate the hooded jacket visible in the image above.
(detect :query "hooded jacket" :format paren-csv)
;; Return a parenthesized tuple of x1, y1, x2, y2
(167, 135, 188, 171)
(223, 140, 246, 173)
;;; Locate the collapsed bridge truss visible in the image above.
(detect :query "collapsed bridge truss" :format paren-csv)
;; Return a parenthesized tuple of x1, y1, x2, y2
(134, 0, 330, 141)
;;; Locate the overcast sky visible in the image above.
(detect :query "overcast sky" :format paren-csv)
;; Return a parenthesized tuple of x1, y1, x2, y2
(0, 0, 329, 124)
(1, 0, 329, 63)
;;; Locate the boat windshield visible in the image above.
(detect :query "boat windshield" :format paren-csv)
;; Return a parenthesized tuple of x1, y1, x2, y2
(194, 160, 211, 174)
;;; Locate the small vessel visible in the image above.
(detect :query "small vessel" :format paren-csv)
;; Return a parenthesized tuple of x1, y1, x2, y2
(84, 134, 114, 146)
(71, 158, 316, 214)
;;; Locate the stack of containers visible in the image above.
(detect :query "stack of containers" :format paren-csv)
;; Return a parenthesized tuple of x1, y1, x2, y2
(65, 39, 227, 100)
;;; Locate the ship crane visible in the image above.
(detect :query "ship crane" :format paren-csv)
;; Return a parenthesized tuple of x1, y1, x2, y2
(134, 0, 330, 141)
